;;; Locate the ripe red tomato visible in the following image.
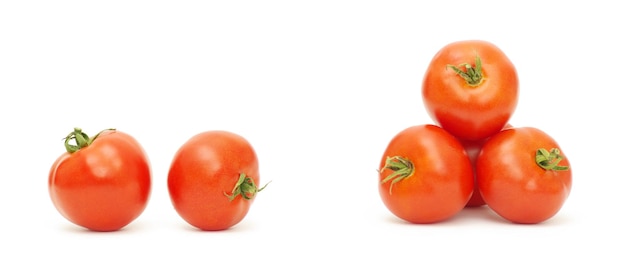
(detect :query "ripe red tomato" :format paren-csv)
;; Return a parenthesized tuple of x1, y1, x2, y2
(460, 138, 488, 207)
(476, 127, 572, 224)
(167, 130, 267, 231)
(422, 40, 519, 141)
(48, 128, 152, 232)
(378, 124, 473, 223)
(461, 124, 513, 207)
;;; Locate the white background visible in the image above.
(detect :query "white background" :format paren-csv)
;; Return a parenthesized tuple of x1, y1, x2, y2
(1, 1, 624, 256)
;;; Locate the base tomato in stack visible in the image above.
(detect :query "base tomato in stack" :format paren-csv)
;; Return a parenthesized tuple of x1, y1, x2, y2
(477, 127, 572, 224)
(460, 123, 513, 208)
(378, 124, 473, 224)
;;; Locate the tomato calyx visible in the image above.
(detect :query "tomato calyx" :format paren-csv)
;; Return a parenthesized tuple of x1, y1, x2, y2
(379, 156, 414, 194)
(224, 173, 269, 201)
(64, 127, 115, 154)
(535, 148, 569, 171)
(447, 55, 484, 86)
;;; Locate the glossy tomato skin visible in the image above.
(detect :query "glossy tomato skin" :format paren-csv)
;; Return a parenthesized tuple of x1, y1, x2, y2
(378, 124, 473, 224)
(168, 130, 260, 231)
(476, 127, 572, 224)
(422, 40, 519, 141)
(48, 130, 152, 232)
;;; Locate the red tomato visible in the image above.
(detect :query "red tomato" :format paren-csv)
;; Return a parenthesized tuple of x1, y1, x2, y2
(378, 124, 473, 223)
(422, 40, 519, 141)
(460, 138, 487, 207)
(48, 128, 152, 232)
(461, 124, 513, 207)
(476, 127, 572, 224)
(167, 130, 267, 231)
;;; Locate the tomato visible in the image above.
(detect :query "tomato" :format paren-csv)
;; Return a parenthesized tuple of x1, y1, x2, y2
(422, 40, 519, 141)
(167, 130, 267, 231)
(48, 128, 152, 232)
(461, 124, 513, 207)
(378, 124, 474, 223)
(460, 138, 488, 207)
(476, 127, 572, 224)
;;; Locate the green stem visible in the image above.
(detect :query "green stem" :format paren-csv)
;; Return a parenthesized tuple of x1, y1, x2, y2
(224, 173, 269, 201)
(535, 148, 569, 171)
(63, 128, 115, 153)
(447, 55, 484, 86)
(379, 156, 414, 195)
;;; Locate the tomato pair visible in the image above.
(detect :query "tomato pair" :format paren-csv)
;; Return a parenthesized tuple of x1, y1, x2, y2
(49, 128, 266, 231)
(379, 40, 572, 224)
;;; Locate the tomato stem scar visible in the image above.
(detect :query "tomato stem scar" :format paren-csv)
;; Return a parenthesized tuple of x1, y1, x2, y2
(447, 55, 484, 86)
(535, 148, 569, 171)
(379, 156, 414, 195)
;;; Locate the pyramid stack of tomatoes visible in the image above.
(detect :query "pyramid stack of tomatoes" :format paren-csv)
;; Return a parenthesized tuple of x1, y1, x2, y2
(377, 40, 572, 224)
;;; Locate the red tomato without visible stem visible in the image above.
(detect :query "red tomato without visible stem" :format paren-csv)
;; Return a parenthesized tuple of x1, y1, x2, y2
(422, 40, 519, 141)
(462, 124, 513, 207)
(460, 138, 488, 207)
(378, 124, 473, 224)
(476, 127, 572, 224)
(48, 128, 152, 232)
(167, 130, 267, 231)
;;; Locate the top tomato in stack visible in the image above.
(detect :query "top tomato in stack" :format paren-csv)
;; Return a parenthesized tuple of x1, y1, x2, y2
(422, 40, 518, 141)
